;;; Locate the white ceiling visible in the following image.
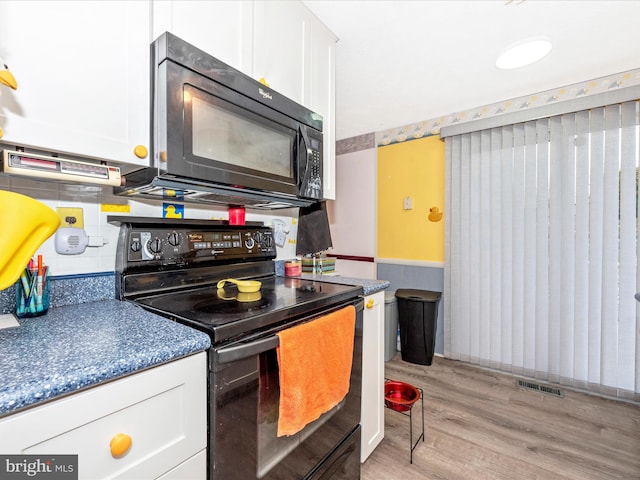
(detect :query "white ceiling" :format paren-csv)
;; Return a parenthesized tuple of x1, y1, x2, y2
(302, 0, 640, 141)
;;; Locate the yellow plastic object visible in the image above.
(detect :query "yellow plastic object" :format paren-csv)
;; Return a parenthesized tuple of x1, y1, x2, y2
(216, 278, 262, 293)
(0, 67, 17, 90)
(428, 206, 443, 222)
(109, 433, 132, 458)
(133, 145, 148, 159)
(57, 207, 84, 228)
(217, 288, 262, 303)
(366, 298, 375, 309)
(100, 203, 131, 213)
(0, 191, 60, 291)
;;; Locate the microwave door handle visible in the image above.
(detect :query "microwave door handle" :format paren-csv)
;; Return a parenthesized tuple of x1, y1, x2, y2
(216, 335, 279, 365)
(298, 126, 311, 190)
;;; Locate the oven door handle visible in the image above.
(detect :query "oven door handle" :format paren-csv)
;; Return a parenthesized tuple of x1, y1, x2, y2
(216, 298, 364, 365)
(216, 335, 279, 365)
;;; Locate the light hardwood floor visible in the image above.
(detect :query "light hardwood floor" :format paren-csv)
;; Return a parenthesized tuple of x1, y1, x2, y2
(361, 354, 640, 480)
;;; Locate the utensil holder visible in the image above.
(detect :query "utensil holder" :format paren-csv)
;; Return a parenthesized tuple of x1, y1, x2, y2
(15, 270, 50, 318)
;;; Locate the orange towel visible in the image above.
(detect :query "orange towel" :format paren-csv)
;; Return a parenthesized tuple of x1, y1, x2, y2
(276, 305, 356, 437)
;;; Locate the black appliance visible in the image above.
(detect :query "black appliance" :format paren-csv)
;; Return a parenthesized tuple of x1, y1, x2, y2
(115, 32, 323, 209)
(111, 216, 363, 480)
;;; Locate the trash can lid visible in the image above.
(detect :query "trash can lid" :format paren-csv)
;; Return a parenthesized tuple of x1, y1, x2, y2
(384, 290, 397, 304)
(395, 289, 441, 302)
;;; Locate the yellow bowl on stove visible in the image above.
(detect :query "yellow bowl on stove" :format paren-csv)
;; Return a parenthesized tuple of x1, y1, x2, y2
(216, 278, 262, 293)
(217, 289, 262, 303)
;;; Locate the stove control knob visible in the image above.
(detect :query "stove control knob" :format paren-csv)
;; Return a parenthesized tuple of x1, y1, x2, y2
(245, 237, 255, 250)
(263, 235, 274, 248)
(254, 231, 263, 244)
(167, 232, 181, 246)
(130, 239, 141, 252)
(148, 238, 162, 254)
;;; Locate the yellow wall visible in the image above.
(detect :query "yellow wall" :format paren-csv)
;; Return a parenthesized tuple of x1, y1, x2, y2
(377, 135, 445, 262)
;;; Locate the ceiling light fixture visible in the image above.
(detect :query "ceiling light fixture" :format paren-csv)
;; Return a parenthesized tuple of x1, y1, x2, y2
(496, 38, 552, 70)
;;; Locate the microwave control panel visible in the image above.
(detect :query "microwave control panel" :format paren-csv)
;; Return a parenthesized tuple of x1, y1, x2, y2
(301, 130, 323, 199)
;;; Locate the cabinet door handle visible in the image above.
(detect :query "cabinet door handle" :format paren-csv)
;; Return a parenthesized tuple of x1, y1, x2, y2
(133, 145, 148, 159)
(366, 298, 375, 309)
(110, 433, 132, 458)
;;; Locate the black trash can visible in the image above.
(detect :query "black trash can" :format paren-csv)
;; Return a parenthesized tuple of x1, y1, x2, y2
(395, 289, 441, 366)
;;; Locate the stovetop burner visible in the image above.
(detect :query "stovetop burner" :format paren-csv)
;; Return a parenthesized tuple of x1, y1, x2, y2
(193, 293, 271, 314)
(134, 276, 361, 343)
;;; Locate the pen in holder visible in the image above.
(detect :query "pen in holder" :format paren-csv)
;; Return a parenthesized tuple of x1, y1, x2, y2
(15, 265, 50, 318)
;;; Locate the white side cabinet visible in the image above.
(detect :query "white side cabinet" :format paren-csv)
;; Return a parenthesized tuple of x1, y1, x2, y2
(361, 291, 385, 462)
(0, 1, 151, 167)
(306, 16, 337, 201)
(0, 352, 207, 480)
(248, 0, 338, 199)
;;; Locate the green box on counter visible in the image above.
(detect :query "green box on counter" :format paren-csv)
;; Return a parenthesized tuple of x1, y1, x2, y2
(301, 257, 336, 273)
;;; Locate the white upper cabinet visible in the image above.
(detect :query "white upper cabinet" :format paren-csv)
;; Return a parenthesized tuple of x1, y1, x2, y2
(252, 1, 307, 105)
(252, 1, 337, 199)
(152, 1, 254, 74)
(307, 19, 337, 200)
(0, 1, 151, 167)
(0, 0, 336, 185)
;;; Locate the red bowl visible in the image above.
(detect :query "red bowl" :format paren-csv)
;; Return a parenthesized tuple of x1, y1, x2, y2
(384, 381, 420, 412)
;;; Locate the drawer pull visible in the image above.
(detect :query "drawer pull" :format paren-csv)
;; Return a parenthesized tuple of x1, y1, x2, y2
(110, 433, 132, 458)
(133, 145, 148, 159)
(366, 298, 375, 309)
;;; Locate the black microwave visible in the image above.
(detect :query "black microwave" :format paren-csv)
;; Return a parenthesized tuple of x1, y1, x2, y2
(116, 32, 323, 209)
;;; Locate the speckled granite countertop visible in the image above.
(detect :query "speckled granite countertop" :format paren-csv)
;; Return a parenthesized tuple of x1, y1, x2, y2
(0, 300, 210, 418)
(288, 274, 390, 296)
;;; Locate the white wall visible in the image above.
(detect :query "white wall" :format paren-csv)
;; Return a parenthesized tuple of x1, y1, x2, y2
(327, 147, 376, 258)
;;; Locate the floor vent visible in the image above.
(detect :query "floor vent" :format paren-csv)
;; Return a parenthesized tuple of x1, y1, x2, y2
(515, 379, 564, 398)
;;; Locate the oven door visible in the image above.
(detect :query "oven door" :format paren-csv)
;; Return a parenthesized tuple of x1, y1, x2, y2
(210, 298, 363, 480)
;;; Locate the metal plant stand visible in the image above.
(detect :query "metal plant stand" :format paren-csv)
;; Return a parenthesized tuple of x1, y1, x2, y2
(384, 379, 424, 464)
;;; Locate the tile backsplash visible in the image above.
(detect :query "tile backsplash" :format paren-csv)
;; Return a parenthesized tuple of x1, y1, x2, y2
(1, 175, 300, 278)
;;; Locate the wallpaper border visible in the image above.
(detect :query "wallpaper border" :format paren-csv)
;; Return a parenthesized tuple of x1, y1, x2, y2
(374, 68, 640, 147)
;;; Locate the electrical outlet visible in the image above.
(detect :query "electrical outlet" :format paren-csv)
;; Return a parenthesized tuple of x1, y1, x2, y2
(403, 196, 413, 210)
(56, 207, 84, 228)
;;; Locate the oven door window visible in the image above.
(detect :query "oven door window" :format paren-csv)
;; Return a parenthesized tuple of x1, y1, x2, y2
(184, 84, 296, 182)
(213, 327, 361, 479)
(257, 350, 338, 477)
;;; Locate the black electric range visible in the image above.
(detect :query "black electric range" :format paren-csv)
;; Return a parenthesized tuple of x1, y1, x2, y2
(110, 216, 364, 480)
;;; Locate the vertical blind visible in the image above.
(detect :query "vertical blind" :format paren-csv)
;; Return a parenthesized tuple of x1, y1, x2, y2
(444, 101, 639, 399)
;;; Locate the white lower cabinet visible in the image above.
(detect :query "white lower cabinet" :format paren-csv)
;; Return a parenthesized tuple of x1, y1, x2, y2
(0, 352, 207, 480)
(361, 291, 385, 462)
